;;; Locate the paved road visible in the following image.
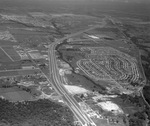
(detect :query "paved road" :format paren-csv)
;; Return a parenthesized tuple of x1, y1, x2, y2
(49, 43, 91, 126)
(48, 25, 106, 126)
(23, 43, 89, 125)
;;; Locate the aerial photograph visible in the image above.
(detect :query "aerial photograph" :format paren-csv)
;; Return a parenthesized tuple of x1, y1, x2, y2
(0, 0, 150, 126)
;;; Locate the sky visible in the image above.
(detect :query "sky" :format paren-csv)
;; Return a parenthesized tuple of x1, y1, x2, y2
(0, 0, 149, 18)
(1, 0, 150, 3)
(42, 0, 150, 4)
(39, 0, 150, 2)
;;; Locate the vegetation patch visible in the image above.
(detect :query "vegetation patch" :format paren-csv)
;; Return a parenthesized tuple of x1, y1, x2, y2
(0, 98, 74, 126)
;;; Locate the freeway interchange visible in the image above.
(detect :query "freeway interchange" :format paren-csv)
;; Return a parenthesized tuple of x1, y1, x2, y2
(47, 25, 105, 126)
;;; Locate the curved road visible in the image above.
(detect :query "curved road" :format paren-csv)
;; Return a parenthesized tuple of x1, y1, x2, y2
(48, 25, 106, 126)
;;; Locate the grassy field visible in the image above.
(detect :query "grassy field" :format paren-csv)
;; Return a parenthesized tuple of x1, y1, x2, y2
(0, 69, 41, 77)
(0, 87, 33, 102)
(1, 46, 21, 61)
(0, 47, 13, 62)
(0, 40, 18, 46)
(66, 73, 106, 93)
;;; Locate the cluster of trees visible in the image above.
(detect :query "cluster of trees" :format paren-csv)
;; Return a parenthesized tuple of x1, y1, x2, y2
(0, 98, 74, 126)
(129, 118, 144, 126)
(120, 94, 150, 126)
(122, 20, 150, 126)
(143, 86, 150, 103)
(120, 94, 144, 107)
(128, 110, 149, 126)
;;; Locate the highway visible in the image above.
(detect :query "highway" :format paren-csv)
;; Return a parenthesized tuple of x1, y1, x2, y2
(48, 25, 106, 126)
(49, 42, 92, 126)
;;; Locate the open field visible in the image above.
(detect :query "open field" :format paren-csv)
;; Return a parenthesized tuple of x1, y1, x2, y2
(1, 46, 21, 61)
(0, 30, 17, 42)
(0, 61, 21, 71)
(0, 87, 33, 102)
(0, 68, 41, 78)
(66, 73, 106, 93)
(85, 27, 125, 40)
(0, 40, 19, 46)
(0, 46, 13, 62)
